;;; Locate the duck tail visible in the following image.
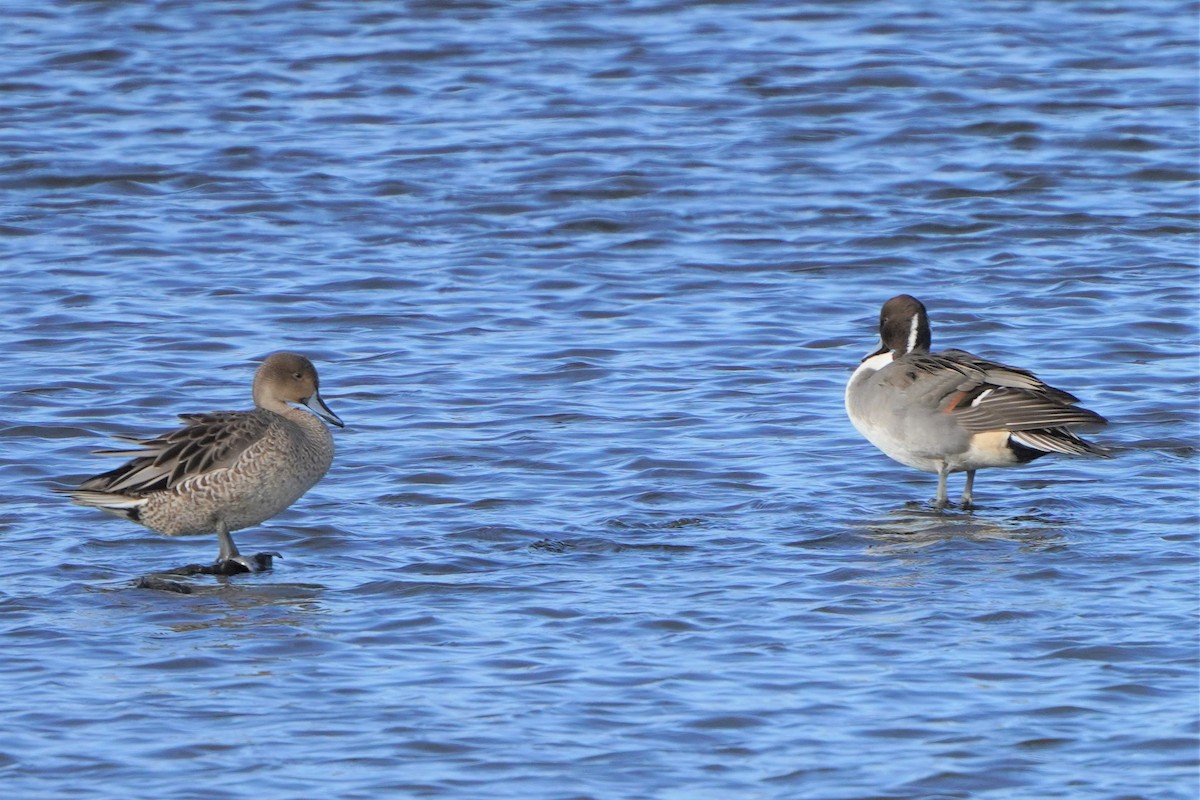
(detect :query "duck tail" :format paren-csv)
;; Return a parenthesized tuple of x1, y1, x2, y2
(53, 488, 145, 522)
(1010, 427, 1110, 458)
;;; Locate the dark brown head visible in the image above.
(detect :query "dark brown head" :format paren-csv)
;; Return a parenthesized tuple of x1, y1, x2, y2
(875, 294, 931, 356)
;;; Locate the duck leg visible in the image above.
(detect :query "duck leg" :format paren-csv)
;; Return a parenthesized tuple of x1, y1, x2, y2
(153, 525, 278, 578)
(216, 524, 242, 564)
(934, 462, 950, 509)
(138, 527, 278, 586)
(214, 524, 278, 574)
(961, 470, 976, 510)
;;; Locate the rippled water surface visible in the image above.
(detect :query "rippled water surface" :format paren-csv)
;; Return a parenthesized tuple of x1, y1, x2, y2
(3, 1, 1198, 798)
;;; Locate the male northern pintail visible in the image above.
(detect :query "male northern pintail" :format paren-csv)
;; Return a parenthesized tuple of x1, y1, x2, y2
(845, 295, 1106, 508)
(59, 352, 343, 574)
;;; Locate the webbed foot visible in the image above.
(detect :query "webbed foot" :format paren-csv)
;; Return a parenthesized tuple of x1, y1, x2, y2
(164, 552, 281, 576)
(213, 551, 281, 574)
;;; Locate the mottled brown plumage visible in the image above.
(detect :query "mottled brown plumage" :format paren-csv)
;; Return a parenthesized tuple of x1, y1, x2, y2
(59, 352, 343, 572)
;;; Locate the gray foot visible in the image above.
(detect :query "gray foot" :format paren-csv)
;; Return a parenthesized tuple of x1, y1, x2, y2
(214, 551, 281, 574)
(168, 552, 281, 576)
(931, 498, 974, 512)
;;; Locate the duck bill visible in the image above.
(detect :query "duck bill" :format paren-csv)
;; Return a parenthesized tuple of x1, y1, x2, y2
(303, 391, 344, 427)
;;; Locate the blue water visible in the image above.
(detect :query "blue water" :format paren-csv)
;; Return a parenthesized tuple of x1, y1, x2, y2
(3, 1, 1198, 798)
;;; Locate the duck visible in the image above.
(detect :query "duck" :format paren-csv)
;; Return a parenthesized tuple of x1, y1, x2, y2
(58, 351, 343, 574)
(845, 295, 1106, 508)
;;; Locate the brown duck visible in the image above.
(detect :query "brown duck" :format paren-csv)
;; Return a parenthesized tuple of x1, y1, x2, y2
(59, 352, 343, 573)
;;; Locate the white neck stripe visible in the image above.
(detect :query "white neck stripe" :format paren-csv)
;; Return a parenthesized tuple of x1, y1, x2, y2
(906, 316, 919, 353)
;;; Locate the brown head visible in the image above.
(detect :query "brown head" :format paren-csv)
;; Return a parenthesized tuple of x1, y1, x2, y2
(252, 352, 344, 427)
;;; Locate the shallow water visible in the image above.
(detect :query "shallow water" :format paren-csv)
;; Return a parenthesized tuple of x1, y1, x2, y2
(2, 1, 1197, 798)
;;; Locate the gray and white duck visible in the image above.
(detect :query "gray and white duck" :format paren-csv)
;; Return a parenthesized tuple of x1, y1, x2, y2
(845, 295, 1106, 508)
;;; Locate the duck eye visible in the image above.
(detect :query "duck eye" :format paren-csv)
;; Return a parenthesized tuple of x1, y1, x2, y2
(292, 372, 303, 380)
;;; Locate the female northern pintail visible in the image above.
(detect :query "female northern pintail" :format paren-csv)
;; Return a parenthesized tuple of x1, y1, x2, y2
(845, 295, 1106, 509)
(59, 352, 343, 574)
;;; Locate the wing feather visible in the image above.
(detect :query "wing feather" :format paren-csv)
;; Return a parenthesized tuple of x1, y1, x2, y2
(77, 410, 272, 495)
(954, 388, 1107, 432)
(1011, 427, 1108, 456)
(899, 349, 1107, 456)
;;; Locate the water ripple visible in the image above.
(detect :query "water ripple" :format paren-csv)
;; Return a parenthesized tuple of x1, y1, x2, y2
(0, 0, 1196, 799)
